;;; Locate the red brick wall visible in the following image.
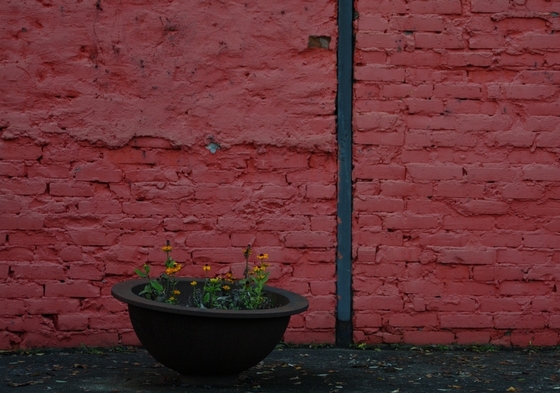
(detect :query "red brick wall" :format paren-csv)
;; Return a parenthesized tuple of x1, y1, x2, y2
(353, 0, 560, 346)
(0, 1, 337, 349)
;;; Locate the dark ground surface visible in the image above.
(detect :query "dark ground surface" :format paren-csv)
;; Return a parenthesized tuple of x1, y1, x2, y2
(2, 345, 560, 393)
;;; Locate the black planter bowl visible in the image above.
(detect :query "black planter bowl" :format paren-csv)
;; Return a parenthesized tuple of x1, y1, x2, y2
(111, 278, 309, 384)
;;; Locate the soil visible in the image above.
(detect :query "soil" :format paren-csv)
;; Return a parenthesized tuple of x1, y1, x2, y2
(2, 345, 560, 392)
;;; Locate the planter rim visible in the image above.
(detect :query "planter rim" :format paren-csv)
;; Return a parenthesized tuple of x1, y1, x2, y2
(112, 278, 309, 319)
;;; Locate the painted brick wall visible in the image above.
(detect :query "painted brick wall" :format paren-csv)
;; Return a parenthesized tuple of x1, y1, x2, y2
(353, 0, 560, 346)
(0, 0, 338, 349)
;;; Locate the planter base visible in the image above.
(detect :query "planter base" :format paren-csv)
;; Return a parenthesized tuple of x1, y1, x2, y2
(180, 373, 239, 387)
(112, 278, 309, 377)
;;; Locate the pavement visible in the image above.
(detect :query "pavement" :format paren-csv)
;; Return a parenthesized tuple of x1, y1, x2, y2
(2, 345, 560, 393)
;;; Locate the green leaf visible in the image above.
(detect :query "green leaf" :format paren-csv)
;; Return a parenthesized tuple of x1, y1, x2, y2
(134, 268, 147, 278)
(150, 280, 163, 292)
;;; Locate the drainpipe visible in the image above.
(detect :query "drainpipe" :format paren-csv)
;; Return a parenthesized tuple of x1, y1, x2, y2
(336, 0, 353, 347)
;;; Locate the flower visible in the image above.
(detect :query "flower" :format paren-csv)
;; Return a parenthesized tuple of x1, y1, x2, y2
(134, 242, 274, 310)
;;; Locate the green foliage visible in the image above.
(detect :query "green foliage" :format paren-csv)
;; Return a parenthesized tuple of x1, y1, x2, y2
(134, 241, 182, 305)
(134, 243, 274, 310)
(189, 245, 273, 310)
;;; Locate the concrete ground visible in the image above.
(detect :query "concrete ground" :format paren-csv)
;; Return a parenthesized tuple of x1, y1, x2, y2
(2, 345, 560, 392)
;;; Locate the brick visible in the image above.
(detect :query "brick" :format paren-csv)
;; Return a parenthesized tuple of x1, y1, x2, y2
(0, 140, 42, 160)
(305, 312, 336, 330)
(384, 214, 439, 229)
(354, 164, 406, 180)
(523, 233, 560, 248)
(0, 214, 44, 230)
(469, 33, 506, 49)
(448, 52, 493, 67)
(502, 183, 544, 199)
(389, 15, 445, 32)
(402, 280, 445, 295)
(437, 248, 496, 265)
(0, 300, 25, 316)
(391, 52, 443, 67)
(292, 263, 335, 279)
(104, 147, 158, 164)
(306, 184, 336, 200)
(68, 229, 118, 246)
(354, 296, 404, 311)
(406, 115, 456, 130)
(465, 166, 519, 182)
(354, 65, 406, 82)
(403, 331, 455, 345)
(25, 298, 81, 314)
(440, 313, 493, 328)
(462, 200, 509, 215)
(354, 196, 404, 213)
(418, 233, 471, 247)
(123, 202, 178, 216)
(380, 181, 432, 197)
(354, 313, 382, 328)
(0, 162, 25, 176)
(44, 281, 100, 298)
(499, 282, 552, 296)
(56, 313, 89, 331)
(78, 199, 122, 214)
(447, 281, 497, 296)
(0, 195, 21, 213)
(522, 165, 560, 181)
(503, 84, 557, 100)
(11, 263, 65, 280)
(479, 298, 526, 312)
(471, 0, 509, 13)
(0, 180, 46, 195)
(480, 232, 522, 247)
(536, 131, 560, 148)
(67, 264, 103, 280)
(381, 84, 434, 99)
(310, 281, 335, 296)
(74, 163, 122, 182)
(494, 313, 547, 329)
(408, 0, 462, 14)
(49, 182, 94, 197)
(415, 33, 465, 49)
(0, 283, 43, 298)
(389, 313, 438, 327)
(406, 164, 463, 180)
(284, 231, 334, 248)
(425, 297, 476, 312)
(435, 182, 484, 198)
(254, 185, 297, 200)
(356, 32, 407, 50)
(377, 246, 421, 262)
(357, 15, 389, 31)
(456, 331, 491, 345)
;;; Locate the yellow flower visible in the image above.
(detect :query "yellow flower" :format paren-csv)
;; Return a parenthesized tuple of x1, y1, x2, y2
(190, 281, 197, 286)
(210, 277, 219, 283)
(243, 245, 253, 256)
(172, 289, 181, 295)
(169, 296, 175, 301)
(222, 285, 231, 291)
(253, 266, 261, 272)
(203, 264, 211, 272)
(257, 253, 269, 260)
(162, 245, 172, 252)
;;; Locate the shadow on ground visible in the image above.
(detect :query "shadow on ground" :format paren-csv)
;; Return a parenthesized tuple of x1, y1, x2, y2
(2, 345, 560, 392)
